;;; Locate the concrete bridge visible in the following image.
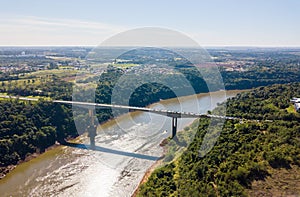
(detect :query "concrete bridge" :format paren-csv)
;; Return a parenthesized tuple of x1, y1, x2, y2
(53, 100, 242, 140)
(0, 95, 249, 146)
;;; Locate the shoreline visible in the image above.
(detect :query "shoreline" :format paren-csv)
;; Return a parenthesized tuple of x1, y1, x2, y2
(131, 157, 164, 197)
(0, 142, 61, 179)
(131, 137, 173, 197)
(131, 89, 248, 196)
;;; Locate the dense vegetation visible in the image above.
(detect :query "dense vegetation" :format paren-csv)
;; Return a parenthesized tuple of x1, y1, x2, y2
(0, 101, 76, 168)
(0, 75, 75, 175)
(0, 76, 73, 100)
(1, 47, 300, 183)
(137, 83, 300, 196)
(92, 66, 208, 123)
(221, 61, 300, 90)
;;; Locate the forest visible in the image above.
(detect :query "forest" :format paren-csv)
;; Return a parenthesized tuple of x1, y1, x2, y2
(0, 74, 79, 178)
(92, 66, 208, 123)
(0, 100, 76, 169)
(1, 48, 300, 181)
(137, 83, 300, 196)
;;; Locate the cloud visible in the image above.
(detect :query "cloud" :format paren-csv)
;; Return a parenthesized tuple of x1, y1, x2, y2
(0, 16, 128, 46)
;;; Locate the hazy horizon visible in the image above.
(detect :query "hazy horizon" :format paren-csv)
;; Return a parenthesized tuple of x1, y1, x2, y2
(1, 0, 299, 46)
(1, 45, 300, 48)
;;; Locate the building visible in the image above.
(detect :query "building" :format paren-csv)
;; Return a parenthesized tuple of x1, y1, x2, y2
(290, 97, 300, 112)
(295, 103, 300, 112)
(291, 97, 300, 103)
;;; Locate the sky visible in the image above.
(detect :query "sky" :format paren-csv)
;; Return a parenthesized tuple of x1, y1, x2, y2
(0, 0, 299, 46)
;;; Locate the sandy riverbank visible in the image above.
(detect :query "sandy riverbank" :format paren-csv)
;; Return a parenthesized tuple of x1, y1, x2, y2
(131, 158, 164, 197)
(0, 142, 61, 179)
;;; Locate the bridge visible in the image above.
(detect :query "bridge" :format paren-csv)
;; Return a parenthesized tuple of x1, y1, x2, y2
(0, 95, 252, 146)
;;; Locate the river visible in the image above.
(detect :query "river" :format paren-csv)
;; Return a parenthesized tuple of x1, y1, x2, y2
(0, 90, 242, 197)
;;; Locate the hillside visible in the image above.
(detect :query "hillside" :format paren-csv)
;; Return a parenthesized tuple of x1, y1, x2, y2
(137, 83, 300, 196)
(0, 101, 77, 178)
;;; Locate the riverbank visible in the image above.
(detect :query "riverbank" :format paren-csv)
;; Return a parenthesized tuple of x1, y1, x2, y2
(131, 136, 175, 197)
(132, 157, 164, 197)
(0, 89, 247, 195)
(0, 166, 15, 179)
(0, 90, 246, 180)
(0, 142, 61, 179)
(131, 89, 248, 196)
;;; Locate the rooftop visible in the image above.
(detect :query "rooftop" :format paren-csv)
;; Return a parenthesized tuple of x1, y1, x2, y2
(290, 97, 300, 103)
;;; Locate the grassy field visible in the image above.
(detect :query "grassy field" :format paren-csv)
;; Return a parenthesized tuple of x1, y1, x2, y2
(0, 69, 80, 88)
(1, 78, 46, 87)
(21, 69, 78, 78)
(286, 105, 296, 113)
(0, 93, 51, 101)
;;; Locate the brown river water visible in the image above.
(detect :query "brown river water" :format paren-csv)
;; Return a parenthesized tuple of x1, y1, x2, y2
(0, 90, 243, 197)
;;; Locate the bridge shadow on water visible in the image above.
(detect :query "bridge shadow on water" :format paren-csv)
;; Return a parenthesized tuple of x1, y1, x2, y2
(64, 142, 161, 161)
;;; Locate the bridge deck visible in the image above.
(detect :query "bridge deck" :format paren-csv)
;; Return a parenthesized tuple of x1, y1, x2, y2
(0, 95, 247, 120)
(0, 95, 261, 139)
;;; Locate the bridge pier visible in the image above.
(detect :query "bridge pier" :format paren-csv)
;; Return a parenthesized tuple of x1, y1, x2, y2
(87, 125, 97, 148)
(171, 117, 178, 139)
(87, 109, 97, 148)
